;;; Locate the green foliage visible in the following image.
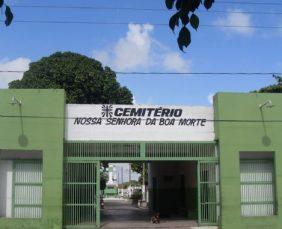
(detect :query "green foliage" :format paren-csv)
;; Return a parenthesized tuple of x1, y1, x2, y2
(118, 180, 141, 189)
(138, 173, 148, 185)
(100, 163, 110, 191)
(178, 27, 191, 51)
(100, 171, 109, 191)
(273, 74, 282, 84)
(1, 1, 13, 26)
(165, 0, 215, 51)
(130, 189, 142, 200)
(204, 0, 214, 10)
(131, 162, 148, 185)
(101, 162, 109, 170)
(9, 52, 133, 104)
(255, 75, 282, 93)
(8, 52, 133, 192)
(166, 0, 175, 9)
(131, 162, 143, 174)
(169, 12, 180, 31)
(190, 14, 199, 30)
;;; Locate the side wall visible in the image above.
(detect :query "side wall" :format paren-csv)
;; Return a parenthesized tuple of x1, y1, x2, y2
(214, 93, 282, 229)
(0, 89, 65, 229)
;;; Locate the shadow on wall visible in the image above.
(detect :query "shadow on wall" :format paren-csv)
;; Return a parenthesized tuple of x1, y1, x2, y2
(17, 104, 29, 147)
(259, 106, 272, 147)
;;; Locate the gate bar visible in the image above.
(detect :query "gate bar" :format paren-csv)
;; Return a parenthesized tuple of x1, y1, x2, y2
(96, 162, 100, 228)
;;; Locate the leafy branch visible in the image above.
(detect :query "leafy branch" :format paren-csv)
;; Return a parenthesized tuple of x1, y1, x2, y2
(273, 74, 282, 85)
(0, 0, 13, 26)
(166, 0, 215, 51)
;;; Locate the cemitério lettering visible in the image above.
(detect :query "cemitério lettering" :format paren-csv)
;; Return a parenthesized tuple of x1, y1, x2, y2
(114, 107, 182, 117)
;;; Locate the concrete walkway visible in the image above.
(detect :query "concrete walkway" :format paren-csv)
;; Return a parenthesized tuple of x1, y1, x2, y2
(100, 199, 217, 229)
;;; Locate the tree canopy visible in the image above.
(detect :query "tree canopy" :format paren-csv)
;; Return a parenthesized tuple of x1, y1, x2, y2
(166, 0, 215, 51)
(118, 180, 141, 189)
(255, 75, 282, 93)
(131, 162, 148, 185)
(9, 51, 133, 191)
(9, 52, 133, 104)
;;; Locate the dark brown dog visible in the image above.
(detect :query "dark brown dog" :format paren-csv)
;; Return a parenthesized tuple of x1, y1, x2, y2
(151, 213, 160, 224)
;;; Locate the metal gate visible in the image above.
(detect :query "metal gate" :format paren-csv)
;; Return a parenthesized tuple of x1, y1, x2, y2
(198, 161, 220, 225)
(63, 142, 219, 228)
(63, 162, 100, 228)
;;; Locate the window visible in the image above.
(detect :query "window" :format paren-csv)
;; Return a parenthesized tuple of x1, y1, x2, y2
(13, 161, 42, 218)
(240, 152, 276, 217)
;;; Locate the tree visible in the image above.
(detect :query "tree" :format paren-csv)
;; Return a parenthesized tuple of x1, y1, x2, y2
(131, 162, 148, 185)
(131, 162, 143, 174)
(9, 52, 133, 104)
(255, 75, 282, 93)
(118, 180, 141, 189)
(100, 171, 109, 191)
(0, 0, 13, 26)
(9, 52, 133, 191)
(166, 0, 215, 51)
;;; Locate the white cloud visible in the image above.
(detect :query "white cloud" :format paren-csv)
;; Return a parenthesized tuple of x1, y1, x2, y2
(214, 9, 255, 36)
(93, 23, 192, 72)
(92, 50, 110, 66)
(208, 93, 214, 105)
(113, 23, 153, 71)
(0, 58, 31, 88)
(163, 52, 191, 72)
(132, 96, 137, 105)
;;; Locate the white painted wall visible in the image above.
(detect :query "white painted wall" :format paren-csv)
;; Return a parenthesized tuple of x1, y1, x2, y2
(65, 104, 214, 141)
(0, 160, 12, 217)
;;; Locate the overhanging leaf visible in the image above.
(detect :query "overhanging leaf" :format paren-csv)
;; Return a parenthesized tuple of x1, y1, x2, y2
(5, 5, 13, 26)
(177, 26, 191, 51)
(191, 0, 201, 12)
(166, 0, 215, 50)
(165, 0, 175, 9)
(179, 10, 189, 25)
(169, 12, 180, 32)
(175, 0, 183, 10)
(0, 0, 4, 8)
(190, 14, 199, 30)
(204, 0, 214, 10)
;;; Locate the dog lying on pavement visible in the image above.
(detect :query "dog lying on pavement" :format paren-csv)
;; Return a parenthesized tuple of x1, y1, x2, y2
(151, 213, 160, 224)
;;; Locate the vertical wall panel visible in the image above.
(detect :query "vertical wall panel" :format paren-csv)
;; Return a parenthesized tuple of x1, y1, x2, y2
(0, 160, 13, 217)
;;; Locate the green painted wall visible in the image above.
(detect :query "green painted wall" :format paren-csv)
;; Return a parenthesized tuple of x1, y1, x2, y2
(0, 89, 65, 229)
(214, 93, 282, 229)
(2, 90, 281, 228)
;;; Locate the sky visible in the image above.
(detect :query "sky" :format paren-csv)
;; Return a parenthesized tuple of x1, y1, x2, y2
(112, 163, 140, 184)
(1, 0, 282, 105)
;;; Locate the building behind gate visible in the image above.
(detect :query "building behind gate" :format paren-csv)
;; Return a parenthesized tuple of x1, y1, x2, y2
(0, 89, 281, 229)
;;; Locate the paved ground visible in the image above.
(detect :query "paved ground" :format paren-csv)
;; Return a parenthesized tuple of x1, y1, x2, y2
(100, 199, 217, 229)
